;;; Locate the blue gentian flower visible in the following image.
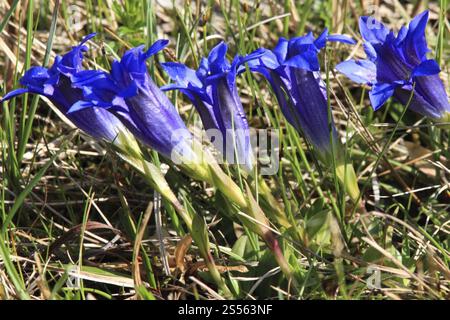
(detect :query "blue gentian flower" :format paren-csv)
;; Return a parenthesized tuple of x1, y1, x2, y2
(248, 30, 361, 202)
(67, 40, 260, 209)
(336, 10, 450, 122)
(161, 42, 263, 171)
(247, 29, 355, 160)
(1, 34, 127, 142)
(68, 40, 196, 161)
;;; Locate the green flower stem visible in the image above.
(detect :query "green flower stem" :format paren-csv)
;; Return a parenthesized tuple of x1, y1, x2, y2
(324, 141, 361, 205)
(179, 143, 296, 287)
(112, 133, 234, 296)
(436, 112, 450, 129)
(255, 176, 292, 229)
(191, 215, 233, 299)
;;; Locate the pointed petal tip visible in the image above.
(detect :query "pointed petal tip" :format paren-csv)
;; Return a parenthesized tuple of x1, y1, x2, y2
(415, 10, 429, 21)
(1, 88, 29, 102)
(327, 34, 357, 45)
(211, 41, 228, 56)
(336, 59, 376, 84)
(80, 33, 97, 46)
(412, 59, 441, 78)
(144, 39, 169, 59)
(67, 100, 94, 114)
(359, 15, 388, 44)
(369, 83, 396, 111)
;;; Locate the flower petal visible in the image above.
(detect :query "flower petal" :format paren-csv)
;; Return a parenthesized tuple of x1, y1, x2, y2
(208, 42, 230, 74)
(284, 49, 320, 71)
(67, 100, 95, 113)
(286, 68, 337, 156)
(143, 39, 169, 59)
(359, 16, 389, 44)
(234, 48, 266, 74)
(273, 38, 289, 62)
(411, 59, 440, 78)
(369, 82, 396, 110)
(161, 62, 202, 88)
(58, 35, 96, 74)
(314, 28, 329, 49)
(80, 33, 97, 45)
(404, 10, 429, 63)
(327, 34, 356, 45)
(20, 66, 51, 86)
(1, 88, 29, 102)
(411, 74, 450, 118)
(247, 48, 280, 73)
(336, 59, 377, 84)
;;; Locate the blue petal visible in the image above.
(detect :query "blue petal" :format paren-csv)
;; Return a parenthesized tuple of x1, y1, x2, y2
(363, 42, 377, 61)
(411, 59, 440, 78)
(284, 49, 320, 71)
(394, 87, 441, 119)
(374, 39, 412, 82)
(239, 48, 266, 65)
(73, 71, 119, 109)
(327, 34, 356, 45)
(405, 74, 450, 118)
(196, 57, 210, 79)
(120, 46, 147, 75)
(162, 60, 215, 111)
(395, 26, 408, 45)
(1, 88, 29, 102)
(93, 43, 196, 158)
(58, 35, 96, 75)
(247, 49, 280, 72)
(72, 69, 108, 86)
(291, 32, 316, 46)
(118, 82, 139, 99)
(273, 38, 289, 62)
(233, 49, 266, 75)
(20, 67, 51, 86)
(161, 83, 200, 106)
(110, 60, 127, 87)
(80, 33, 97, 45)
(67, 100, 95, 113)
(144, 39, 169, 59)
(208, 42, 230, 74)
(46, 73, 60, 86)
(285, 68, 337, 156)
(160, 83, 187, 92)
(404, 10, 429, 63)
(43, 84, 55, 95)
(359, 16, 389, 44)
(369, 82, 396, 110)
(314, 28, 329, 49)
(14, 66, 54, 97)
(288, 39, 316, 58)
(161, 62, 202, 88)
(213, 78, 253, 171)
(336, 59, 377, 84)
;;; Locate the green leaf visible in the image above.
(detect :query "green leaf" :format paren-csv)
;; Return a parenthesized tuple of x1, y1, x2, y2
(2, 151, 60, 233)
(191, 215, 210, 257)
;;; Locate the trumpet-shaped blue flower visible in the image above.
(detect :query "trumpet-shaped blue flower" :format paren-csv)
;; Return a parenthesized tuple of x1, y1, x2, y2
(1, 34, 127, 142)
(161, 42, 263, 171)
(247, 30, 361, 202)
(247, 29, 355, 159)
(336, 11, 450, 121)
(68, 40, 195, 161)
